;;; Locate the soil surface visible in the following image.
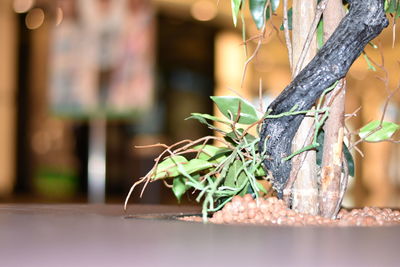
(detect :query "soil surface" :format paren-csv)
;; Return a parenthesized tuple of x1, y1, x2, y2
(182, 195, 400, 226)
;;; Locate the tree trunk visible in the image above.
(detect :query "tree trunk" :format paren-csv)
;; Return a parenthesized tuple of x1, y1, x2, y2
(289, 0, 319, 215)
(259, 0, 388, 199)
(319, 0, 346, 218)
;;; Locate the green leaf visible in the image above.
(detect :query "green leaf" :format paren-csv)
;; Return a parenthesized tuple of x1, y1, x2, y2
(211, 96, 259, 124)
(250, 0, 280, 29)
(152, 156, 188, 180)
(224, 160, 247, 188)
(151, 157, 213, 180)
(317, 19, 324, 49)
(231, 0, 241, 27)
(256, 181, 268, 194)
(239, 183, 250, 196)
(183, 159, 214, 174)
(244, 180, 267, 195)
(359, 121, 400, 142)
(194, 145, 230, 163)
(172, 176, 187, 202)
(397, 0, 400, 17)
(343, 142, 355, 177)
(255, 165, 266, 177)
(271, 0, 280, 11)
(279, 7, 292, 31)
(249, 0, 267, 29)
(187, 113, 230, 125)
(316, 132, 323, 167)
(386, 0, 397, 13)
(265, 0, 280, 23)
(208, 148, 232, 162)
(186, 113, 230, 133)
(362, 52, 377, 72)
(172, 178, 186, 200)
(194, 144, 222, 160)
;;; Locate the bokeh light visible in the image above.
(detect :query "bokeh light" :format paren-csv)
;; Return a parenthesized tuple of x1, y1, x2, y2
(13, 0, 35, 14)
(25, 7, 45, 30)
(55, 7, 64, 26)
(190, 0, 217, 22)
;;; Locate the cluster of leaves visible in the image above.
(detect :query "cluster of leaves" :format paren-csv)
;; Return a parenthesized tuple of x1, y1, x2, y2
(125, 96, 269, 221)
(125, 0, 400, 220)
(125, 91, 400, 220)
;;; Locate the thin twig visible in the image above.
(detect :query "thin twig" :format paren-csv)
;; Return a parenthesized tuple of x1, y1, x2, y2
(392, 16, 397, 48)
(345, 106, 362, 122)
(241, 0, 270, 87)
(227, 86, 245, 99)
(241, 33, 264, 44)
(283, 0, 293, 71)
(240, 1, 248, 58)
(332, 154, 349, 218)
(258, 78, 264, 113)
(293, 0, 330, 77)
(124, 176, 147, 210)
(353, 145, 364, 157)
(271, 20, 285, 46)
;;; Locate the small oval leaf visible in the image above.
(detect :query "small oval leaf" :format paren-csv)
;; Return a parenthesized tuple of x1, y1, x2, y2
(359, 121, 400, 142)
(194, 145, 229, 163)
(238, 183, 250, 196)
(187, 113, 230, 124)
(194, 145, 221, 159)
(152, 156, 188, 180)
(271, 0, 280, 11)
(211, 96, 259, 124)
(183, 159, 214, 174)
(317, 19, 324, 49)
(208, 148, 231, 163)
(250, 0, 280, 29)
(255, 165, 266, 177)
(224, 160, 247, 188)
(256, 181, 268, 194)
(343, 143, 355, 177)
(250, 0, 267, 29)
(172, 176, 187, 202)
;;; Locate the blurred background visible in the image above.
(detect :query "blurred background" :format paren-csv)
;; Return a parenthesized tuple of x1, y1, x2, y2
(0, 0, 399, 207)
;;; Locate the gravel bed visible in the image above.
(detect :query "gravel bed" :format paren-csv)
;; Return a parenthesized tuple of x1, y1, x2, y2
(181, 195, 400, 226)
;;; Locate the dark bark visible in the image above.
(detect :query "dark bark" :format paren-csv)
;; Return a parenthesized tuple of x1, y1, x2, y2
(259, 0, 388, 197)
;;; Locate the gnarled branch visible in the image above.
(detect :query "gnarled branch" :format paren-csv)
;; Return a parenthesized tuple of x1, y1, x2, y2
(259, 0, 388, 196)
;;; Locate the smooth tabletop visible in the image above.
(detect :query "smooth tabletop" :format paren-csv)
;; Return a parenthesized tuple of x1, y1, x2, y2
(0, 204, 399, 267)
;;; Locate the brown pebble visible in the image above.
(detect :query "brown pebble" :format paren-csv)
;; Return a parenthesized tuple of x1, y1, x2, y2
(243, 194, 254, 202)
(232, 195, 243, 205)
(247, 201, 257, 210)
(247, 209, 256, 219)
